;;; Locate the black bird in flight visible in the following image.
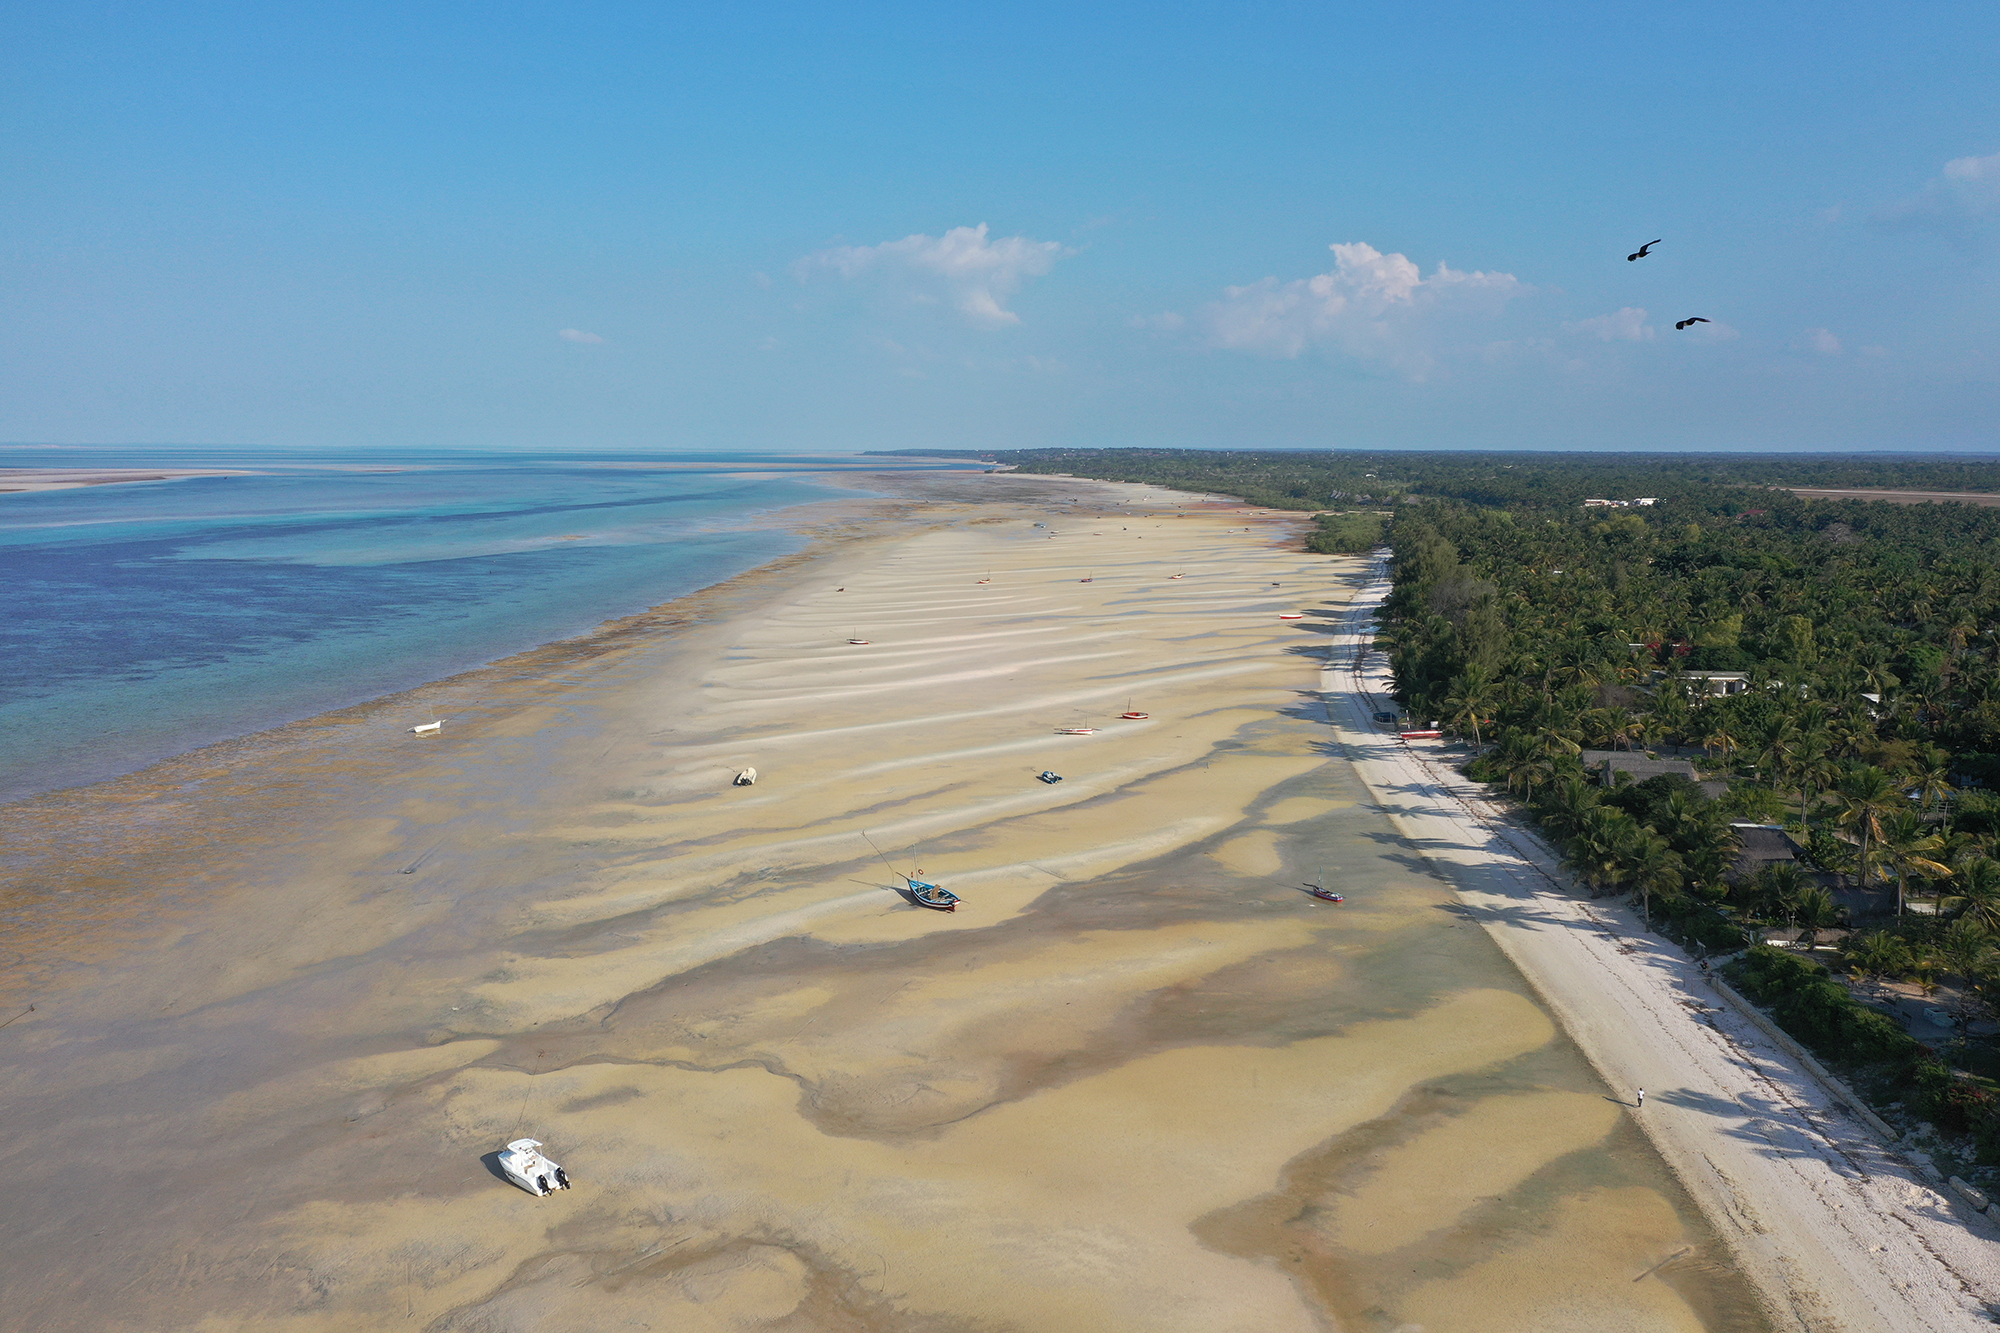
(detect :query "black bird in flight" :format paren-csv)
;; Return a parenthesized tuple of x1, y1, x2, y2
(1675, 317, 1711, 330)
(1627, 239, 1662, 261)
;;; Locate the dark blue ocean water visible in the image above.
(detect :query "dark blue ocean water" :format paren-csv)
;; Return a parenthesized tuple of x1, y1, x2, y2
(0, 448, 945, 803)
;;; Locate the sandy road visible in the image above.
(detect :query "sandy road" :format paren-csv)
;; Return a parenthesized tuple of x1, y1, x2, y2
(1321, 560, 2000, 1333)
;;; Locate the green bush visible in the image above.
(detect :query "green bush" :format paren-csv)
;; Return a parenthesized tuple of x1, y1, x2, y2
(1306, 511, 1387, 554)
(1726, 947, 2000, 1149)
(1729, 946, 1920, 1062)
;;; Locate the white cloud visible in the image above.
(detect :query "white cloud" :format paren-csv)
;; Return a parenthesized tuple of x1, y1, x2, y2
(1204, 241, 1525, 378)
(794, 223, 1068, 326)
(1874, 151, 2000, 249)
(1564, 307, 1653, 342)
(1127, 311, 1185, 332)
(1803, 327, 1842, 355)
(557, 328, 603, 344)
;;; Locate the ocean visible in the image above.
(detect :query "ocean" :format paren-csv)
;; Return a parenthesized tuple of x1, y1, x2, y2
(0, 447, 948, 804)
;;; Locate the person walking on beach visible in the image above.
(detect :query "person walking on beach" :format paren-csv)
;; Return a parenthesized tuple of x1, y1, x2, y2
(1636, 1088, 1645, 1109)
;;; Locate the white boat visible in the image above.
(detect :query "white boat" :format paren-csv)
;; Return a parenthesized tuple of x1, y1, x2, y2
(411, 721, 442, 735)
(734, 767, 757, 786)
(497, 1138, 570, 1197)
(1278, 613, 1304, 621)
(1054, 726, 1096, 735)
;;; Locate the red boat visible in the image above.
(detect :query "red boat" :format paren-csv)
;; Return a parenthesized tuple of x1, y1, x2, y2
(1308, 887, 1345, 903)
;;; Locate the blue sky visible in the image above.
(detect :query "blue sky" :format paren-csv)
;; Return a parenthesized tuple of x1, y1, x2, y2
(4, 1, 1997, 452)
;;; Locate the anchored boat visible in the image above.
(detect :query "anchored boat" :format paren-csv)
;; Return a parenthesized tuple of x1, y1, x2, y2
(862, 831, 963, 913)
(410, 721, 442, 736)
(907, 878, 960, 912)
(1305, 868, 1345, 903)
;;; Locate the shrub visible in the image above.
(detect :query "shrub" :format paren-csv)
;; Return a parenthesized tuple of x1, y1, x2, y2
(1728, 946, 1920, 1063)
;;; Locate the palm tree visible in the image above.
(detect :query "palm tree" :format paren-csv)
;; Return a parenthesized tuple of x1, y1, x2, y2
(1910, 744, 1955, 813)
(1943, 856, 2000, 933)
(1656, 788, 1741, 892)
(1701, 724, 1740, 768)
(1875, 809, 1952, 917)
(1441, 668, 1495, 745)
(1621, 830, 1684, 929)
(1791, 885, 1842, 951)
(1834, 765, 1901, 901)
(1755, 861, 1815, 926)
(1750, 715, 1799, 788)
(1792, 727, 1835, 827)
(1562, 807, 1645, 899)
(1538, 776, 1603, 844)
(1930, 921, 1999, 1038)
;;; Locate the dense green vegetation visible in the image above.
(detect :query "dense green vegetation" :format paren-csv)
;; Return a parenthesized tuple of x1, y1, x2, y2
(932, 446, 2000, 1164)
(873, 447, 2000, 511)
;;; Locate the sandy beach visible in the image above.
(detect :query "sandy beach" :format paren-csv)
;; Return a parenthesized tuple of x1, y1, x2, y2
(1, 473, 1765, 1331)
(1328, 566, 2000, 1332)
(0, 467, 253, 493)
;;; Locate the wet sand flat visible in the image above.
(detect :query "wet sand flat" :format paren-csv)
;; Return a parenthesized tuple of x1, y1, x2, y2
(0, 476, 1767, 1331)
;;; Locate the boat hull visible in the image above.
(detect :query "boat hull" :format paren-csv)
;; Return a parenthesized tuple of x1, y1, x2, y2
(907, 880, 960, 912)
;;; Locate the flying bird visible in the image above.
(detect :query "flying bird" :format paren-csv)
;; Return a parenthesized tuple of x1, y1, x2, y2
(1627, 240, 1662, 261)
(1675, 317, 1711, 330)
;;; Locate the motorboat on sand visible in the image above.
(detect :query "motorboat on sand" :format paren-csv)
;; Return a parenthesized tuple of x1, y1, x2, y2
(498, 1138, 571, 1196)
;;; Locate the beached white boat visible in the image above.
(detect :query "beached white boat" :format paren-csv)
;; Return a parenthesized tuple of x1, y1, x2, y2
(497, 1138, 571, 1197)
(1054, 726, 1096, 735)
(848, 638, 870, 644)
(1278, 613, 1304, 620)
(410, 721, 442, 735)
(734, 767, 757, 786)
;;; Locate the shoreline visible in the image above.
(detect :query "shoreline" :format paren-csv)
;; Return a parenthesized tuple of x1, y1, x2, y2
(2, 481, 1770, 1331)
(1324, 563, 2000, 1332)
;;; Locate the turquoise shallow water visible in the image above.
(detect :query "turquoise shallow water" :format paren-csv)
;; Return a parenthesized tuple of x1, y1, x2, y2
(0, 448, 944, 803)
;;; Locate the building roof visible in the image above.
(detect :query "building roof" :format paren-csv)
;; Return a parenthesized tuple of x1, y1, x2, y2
(1580, 751, 1703, 785)
(1728, 824, 1803, 881)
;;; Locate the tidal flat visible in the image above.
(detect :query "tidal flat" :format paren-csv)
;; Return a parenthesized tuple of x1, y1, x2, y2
(0, 474, 1770, 1331)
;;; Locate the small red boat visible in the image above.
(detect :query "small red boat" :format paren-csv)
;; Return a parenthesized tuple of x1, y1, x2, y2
(1120, 711, 1149, 720)
(1279, 613, 1304, 620)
